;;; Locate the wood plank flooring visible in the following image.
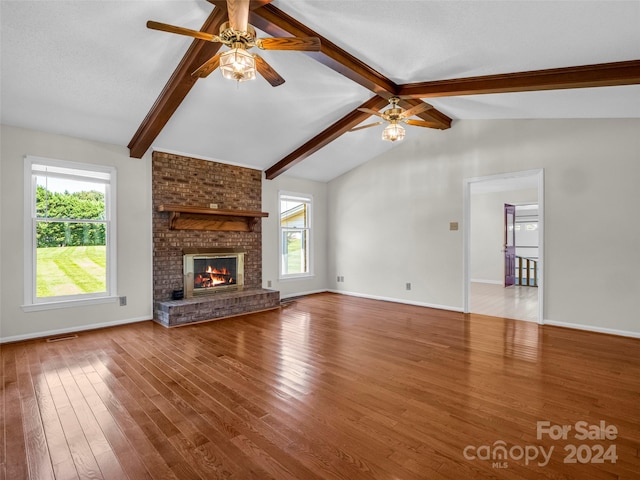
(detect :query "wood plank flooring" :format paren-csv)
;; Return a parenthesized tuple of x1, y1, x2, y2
(2, 292, 639, 479)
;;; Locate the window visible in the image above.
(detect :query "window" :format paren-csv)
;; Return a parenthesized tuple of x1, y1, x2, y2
(279, 192, 312, 278)
(24, 156, 116, 309)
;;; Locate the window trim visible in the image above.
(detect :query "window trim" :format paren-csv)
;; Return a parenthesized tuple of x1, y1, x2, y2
(23, 156, 118, 310)
(278, 191, 314, 280)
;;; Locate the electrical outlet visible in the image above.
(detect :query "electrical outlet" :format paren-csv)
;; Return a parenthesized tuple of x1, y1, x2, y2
(340, 276, 345, 282)
(450, 221, 459, 231)
(406, 283, 411, 291)
(119, 296, 127, 306)
(337, 276, 341, 282)
(267, 280, 272, 288)
(209, 203, 218, 209)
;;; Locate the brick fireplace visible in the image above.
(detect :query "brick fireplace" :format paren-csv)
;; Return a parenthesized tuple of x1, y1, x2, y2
(152, 151, 279, 326)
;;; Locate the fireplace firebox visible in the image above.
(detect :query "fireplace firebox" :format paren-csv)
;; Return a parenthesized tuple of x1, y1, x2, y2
(183, 249, 244, 298)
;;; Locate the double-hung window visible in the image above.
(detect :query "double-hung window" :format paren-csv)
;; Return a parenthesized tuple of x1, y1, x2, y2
(24, 156, 116, 309)
(279, 192, 312, 278)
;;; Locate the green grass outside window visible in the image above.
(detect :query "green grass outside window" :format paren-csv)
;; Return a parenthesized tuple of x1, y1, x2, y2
(36, 246, 106, 297)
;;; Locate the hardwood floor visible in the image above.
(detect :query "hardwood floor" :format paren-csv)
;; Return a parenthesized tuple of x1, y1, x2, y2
(2, 292, 639, 479)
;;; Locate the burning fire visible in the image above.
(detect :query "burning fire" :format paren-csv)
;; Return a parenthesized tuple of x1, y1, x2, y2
(206, 266, 229, 275)
(195, 265, 234, 288)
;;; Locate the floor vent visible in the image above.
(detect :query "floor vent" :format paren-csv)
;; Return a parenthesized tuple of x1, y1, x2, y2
(46, 334, 78, 343)
(280, 297, 302, 307)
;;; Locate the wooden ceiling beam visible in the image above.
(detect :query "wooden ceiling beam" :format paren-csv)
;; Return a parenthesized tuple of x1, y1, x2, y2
(252, 3, 451, 178)
(129, 1, 275, 159)
(264, 96, 390, 180)
(250, 4, 448, 127)
(398, 60, 640, 98)
(128, 6, 228, 158)
(130, 0, 450, 170)
(131, 2, 638, 177)
(250, 4, 397, 96)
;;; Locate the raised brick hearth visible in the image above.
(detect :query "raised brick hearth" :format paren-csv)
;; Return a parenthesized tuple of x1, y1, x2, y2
(155, 288, 280, 327)
(152, 151, 279, 326)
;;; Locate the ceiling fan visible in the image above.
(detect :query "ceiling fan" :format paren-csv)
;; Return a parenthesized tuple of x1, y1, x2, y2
(130, 1, 640, 174)
(349, 97, 435, 142)
(147, 0, 321, 86)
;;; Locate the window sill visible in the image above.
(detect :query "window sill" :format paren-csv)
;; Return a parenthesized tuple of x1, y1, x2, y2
(22, 296, 119, 312)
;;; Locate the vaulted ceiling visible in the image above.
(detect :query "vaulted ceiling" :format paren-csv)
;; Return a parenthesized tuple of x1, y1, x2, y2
(2, 1, 639, 182)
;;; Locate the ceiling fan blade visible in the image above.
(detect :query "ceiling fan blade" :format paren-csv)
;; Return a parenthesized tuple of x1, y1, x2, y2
(256, 37, 321, 51)
(147, 21, 219, 43)
(404, 119, 440, 128)
(254, 54, 285, 87)
(192, 53, 222, 78)
(400, 102, 433, 119)
(357, 107, 384, 118)
(227, 0, 250, 32)
(349, 121, 384, 132)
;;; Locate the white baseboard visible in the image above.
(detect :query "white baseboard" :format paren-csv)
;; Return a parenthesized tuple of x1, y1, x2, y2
(328, 289, 463, 312)
(470, 279, 503, 285)
(544, 319, 640, 339)
(0, 316, 151, 344)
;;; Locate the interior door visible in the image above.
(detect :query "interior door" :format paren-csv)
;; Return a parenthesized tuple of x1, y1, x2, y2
(504, 203, 516, 287)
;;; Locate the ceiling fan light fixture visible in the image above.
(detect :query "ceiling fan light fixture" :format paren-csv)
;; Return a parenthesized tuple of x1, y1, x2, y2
(220, 46, 256, 82)
(382, 123, 405, 142)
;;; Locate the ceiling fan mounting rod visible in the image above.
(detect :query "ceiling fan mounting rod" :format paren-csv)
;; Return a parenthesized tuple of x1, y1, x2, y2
(219, 22, 256, 46)
(382, 97, 403, 121)
(229, 41, 246, 50)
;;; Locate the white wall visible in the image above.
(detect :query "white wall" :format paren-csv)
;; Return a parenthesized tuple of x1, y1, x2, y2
(328, 119, 640, 336)
(470, 189, 537, 283)
(0, 125, 153, 342)
(262, 175, 328, 298)
(4, 119, 639, 339)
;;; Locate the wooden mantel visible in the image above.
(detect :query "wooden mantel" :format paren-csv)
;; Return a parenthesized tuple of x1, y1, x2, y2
(157, 205, 269, 232)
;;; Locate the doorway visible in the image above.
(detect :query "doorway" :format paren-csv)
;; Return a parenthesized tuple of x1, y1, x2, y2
(463, 169, 544, 324)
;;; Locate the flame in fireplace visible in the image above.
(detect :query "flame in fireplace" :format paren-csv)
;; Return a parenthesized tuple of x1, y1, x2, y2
(206, 266, 229, 275)
(195, 265, 234, 288)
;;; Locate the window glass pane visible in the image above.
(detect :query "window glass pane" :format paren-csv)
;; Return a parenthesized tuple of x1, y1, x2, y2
(36, 175, 106, 220)
(35, 222, 107, 298)
(282, 229, 308, 275)
(280, 199, 308, 228)
(36, 220, 106, 247)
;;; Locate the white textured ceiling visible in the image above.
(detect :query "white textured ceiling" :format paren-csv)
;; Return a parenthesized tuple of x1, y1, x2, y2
(1, 1, 639, 182)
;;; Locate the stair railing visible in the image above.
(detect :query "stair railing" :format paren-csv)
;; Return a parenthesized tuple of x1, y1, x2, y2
(516, 256, 538, 287)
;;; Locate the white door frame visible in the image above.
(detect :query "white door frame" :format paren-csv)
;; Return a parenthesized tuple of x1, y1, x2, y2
(463, 169, 545, 324)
